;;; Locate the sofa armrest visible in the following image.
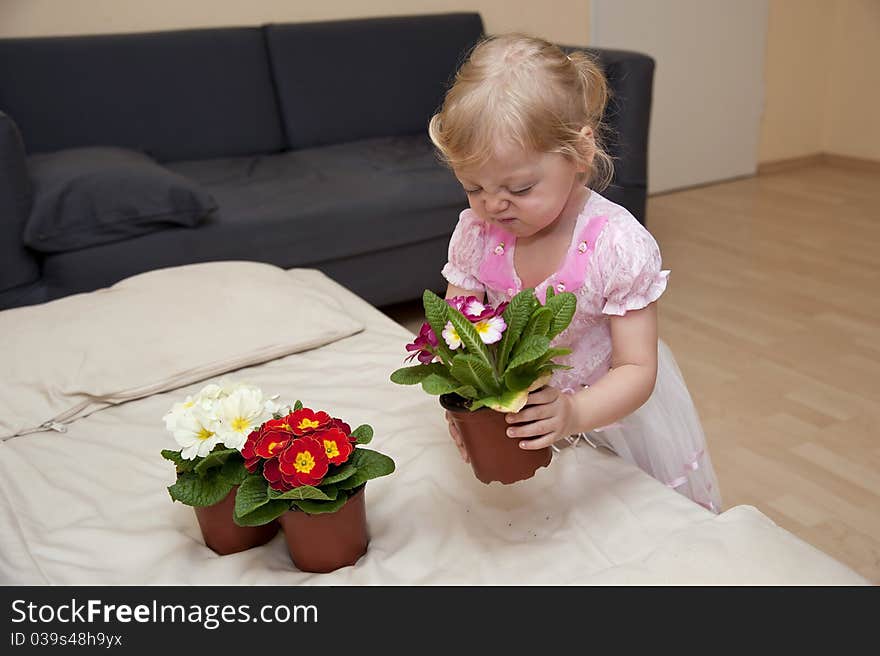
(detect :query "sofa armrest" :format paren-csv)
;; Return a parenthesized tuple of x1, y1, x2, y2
(560, 45, 655, 223)
(0, 111, 40, 299)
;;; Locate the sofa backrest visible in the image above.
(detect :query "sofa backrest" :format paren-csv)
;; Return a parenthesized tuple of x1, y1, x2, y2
(265, 13, 484, 150)
(0, 28, 285, 162)
(0, 112, 39, 294)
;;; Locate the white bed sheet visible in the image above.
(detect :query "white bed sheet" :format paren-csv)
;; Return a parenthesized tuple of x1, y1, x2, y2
(0, 269, 867, 585)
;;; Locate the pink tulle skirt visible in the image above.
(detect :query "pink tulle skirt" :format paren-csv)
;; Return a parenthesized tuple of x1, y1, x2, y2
(566, 340, 722, 513)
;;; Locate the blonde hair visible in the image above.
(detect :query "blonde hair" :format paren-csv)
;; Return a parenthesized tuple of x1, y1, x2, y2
(429, 34, 613, 190)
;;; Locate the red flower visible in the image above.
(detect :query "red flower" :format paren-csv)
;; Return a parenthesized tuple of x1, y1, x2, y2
(254, 426, 294, 459)
(330, 417, 353, 442)
(286, 408, 332, 436)
(316, 427, 354, 465)
(242, 429, 262, 473)
(278, 436, 329, 487)
(263, 457, 291, 491)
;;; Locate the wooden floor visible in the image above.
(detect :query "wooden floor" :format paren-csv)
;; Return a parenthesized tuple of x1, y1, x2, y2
(381, 163, 880, 583)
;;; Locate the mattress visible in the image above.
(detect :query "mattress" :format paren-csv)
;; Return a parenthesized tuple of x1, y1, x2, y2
(0, 263, 867, 585)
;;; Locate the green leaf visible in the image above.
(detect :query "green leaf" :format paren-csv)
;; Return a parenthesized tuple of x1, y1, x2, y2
(503, 366, 540, 393)
(193, 448, 239, 475)
(544, 291, 577, 339)
(293, 400, 303, 411)
(161, 449, 197, 474)
(220, 458, 249, 486)
(446, 306, 492, 368)
(537, 363, 572, 374)
(521, 307, 552, 341)
(538, 347, 572, 364)
(470, 388, 530, 413)
(322, 464, 357, 485)
(421, 373, 460, 396)
(351, 424, 373, 445)
(423, 290, 455, 365)
(234, 499, 289, 526)
(390, 362, 447, 385)
(233, 475, 271, 517)
(167, 470, 232, 507)
(497, 290, 538, 371)
(450, 353, 498, 396)
(269, 484, 335, 501)
(337, 448, 395, 490)
(291, 495, 349, 514)
(454, 385, 479, 400)
(506, 335, 551, 371)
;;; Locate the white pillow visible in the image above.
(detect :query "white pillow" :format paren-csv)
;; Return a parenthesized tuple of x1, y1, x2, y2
(0, 261, 364, 439)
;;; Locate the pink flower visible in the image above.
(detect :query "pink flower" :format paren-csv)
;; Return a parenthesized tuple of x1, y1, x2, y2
(405, 322, 438, 364)
(445, 296, 469, 313)
(447, 296, 508, 322)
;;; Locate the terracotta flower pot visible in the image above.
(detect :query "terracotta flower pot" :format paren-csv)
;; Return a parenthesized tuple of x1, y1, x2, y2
(278, 486, 369, 573)
(440, 393, 552, 485)
(194, 486, 279, 555)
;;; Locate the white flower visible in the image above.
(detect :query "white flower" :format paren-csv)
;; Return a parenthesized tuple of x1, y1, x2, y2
(442, 321, 462, 350)
(172, 409, 222, 460)
(213, 385, 275, 450)
(164, 378, 284, 457)
(474, 315, 507, 344)
(196, 382, 224, 400)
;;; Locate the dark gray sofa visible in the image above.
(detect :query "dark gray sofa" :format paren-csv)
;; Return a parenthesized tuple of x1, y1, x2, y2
(0, 13, 654, 311)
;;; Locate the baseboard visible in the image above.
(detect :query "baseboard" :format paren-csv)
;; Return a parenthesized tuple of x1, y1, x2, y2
(821, 153, 880, 173)
(758, 152, 880, 175)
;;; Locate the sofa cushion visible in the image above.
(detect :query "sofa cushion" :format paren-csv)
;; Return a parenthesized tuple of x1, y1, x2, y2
(24, 147, 217, 253)
(266, 13, 484, 149)
(0, 28, 285, 161)
(40, 136, 467, 298)
(0, 112, 40, 292)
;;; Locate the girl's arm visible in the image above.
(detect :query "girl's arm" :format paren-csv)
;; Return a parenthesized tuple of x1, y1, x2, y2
(445, 283, 485, 301)
(508, 302, 659, 450)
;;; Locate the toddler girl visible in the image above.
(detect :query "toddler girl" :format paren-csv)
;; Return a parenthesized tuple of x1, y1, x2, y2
(429, 34, 721, 512)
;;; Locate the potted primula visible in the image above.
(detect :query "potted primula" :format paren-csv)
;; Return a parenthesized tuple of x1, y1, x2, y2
(161, 379, 281, 555)
(390, 288, 576, 484)
(233, 401, 395, 573)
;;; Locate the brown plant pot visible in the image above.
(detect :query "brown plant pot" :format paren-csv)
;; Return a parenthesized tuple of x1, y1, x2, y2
(440, 394, 552, 485)
(193, 486, 279, 555)
(277, 486, 369, 573)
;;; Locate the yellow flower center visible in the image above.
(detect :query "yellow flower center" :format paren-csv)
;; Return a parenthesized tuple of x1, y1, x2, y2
(267, 440, 283, 455)
(196, 427, 214, 441)
(324, 440, 340, 459)
(231, 417, 250, 433)
(297, 418, 321, 431)
(474, 320, 491, 335)
(294, 451, 316, 474)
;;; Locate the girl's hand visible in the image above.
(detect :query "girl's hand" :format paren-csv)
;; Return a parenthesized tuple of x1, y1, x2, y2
(445, 410, 470, 463)
(505, 387, 578, 450)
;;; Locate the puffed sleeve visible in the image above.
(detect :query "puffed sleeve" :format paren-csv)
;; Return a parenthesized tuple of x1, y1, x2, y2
(441, 209, 487, 292)
(595, 211, 670, 315)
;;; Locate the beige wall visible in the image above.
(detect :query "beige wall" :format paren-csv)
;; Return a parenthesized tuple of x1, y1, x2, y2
(758, 0, 832, 162)
(823, 0, 880, 162)
(0, 0, 591, 45)
(759, 0, 880, 163)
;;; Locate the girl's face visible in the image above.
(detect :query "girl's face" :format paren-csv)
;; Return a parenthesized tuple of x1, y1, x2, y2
(454, 144, 586, 239)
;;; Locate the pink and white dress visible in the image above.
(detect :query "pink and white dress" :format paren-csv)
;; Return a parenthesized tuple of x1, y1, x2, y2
(441, 190, 722, 513)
